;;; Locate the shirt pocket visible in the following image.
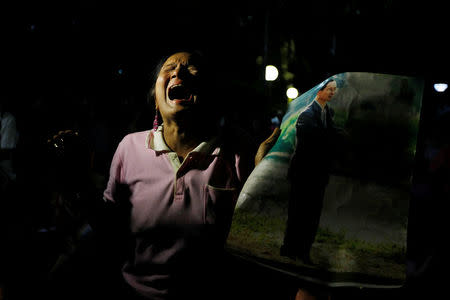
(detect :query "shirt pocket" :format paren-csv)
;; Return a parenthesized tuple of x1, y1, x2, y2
(204, 184, 237, 231)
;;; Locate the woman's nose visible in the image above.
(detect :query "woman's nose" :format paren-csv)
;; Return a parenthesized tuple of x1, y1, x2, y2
(171, 65, 187, 79)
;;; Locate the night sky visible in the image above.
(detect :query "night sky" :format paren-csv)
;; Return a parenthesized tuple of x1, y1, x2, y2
(3, 1, 448, 106)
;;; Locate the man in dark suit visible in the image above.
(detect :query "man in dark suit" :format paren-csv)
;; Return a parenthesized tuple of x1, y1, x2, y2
(280, 79, 338, 264)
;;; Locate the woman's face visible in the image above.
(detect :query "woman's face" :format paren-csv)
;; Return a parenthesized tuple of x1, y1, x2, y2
(155, 52, 201, 121)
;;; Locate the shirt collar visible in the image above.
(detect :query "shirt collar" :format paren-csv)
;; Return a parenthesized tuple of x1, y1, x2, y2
(146, 125, 220, 155)
(314, 99, 327, 111)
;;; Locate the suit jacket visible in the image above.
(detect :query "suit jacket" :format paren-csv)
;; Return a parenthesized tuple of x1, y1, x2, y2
(288, 101, 337, 183)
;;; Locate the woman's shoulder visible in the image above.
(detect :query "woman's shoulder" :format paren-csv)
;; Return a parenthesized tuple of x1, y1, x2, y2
(118, 130, 152, 149)
(123, 130, 150, 139)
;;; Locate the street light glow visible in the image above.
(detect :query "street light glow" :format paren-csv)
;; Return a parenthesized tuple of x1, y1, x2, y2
(434, 83, 448, 92)
(265, 65, 278, 81)
(286, 87, 299, 99)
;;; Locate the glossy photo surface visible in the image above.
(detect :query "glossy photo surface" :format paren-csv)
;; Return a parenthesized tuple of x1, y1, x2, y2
(228, 72, 424, 287)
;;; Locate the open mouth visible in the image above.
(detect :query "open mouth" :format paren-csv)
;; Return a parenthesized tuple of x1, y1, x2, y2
(168, 84, 194, 103)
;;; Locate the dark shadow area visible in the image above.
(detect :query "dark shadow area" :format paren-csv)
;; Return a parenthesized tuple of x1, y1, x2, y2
(0, 1, 449, 300)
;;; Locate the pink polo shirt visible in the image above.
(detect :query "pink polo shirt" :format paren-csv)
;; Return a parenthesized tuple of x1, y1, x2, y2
(103, 127, 248, 299)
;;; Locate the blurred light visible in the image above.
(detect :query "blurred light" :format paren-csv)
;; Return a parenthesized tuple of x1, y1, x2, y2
(265, 65, 278, 81)
(118, 68, 123, 75)
(434, 83, 448, 92)
(286, 87, 299, 99)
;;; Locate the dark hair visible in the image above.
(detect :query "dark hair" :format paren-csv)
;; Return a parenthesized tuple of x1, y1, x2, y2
(146, 56, 168, 104)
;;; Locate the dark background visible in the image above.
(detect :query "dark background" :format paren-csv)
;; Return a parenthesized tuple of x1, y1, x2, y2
(3, 0, 449, 147)
(1, 1, 449, 299)
(2, 0, 449, 115)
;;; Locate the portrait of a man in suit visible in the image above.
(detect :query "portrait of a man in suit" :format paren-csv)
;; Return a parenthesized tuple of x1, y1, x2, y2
(280, 79, 338, 264)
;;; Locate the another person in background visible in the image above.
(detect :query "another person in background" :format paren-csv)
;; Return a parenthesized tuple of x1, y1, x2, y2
(0, 97, 19, 184)
(0, 96, 19, 300)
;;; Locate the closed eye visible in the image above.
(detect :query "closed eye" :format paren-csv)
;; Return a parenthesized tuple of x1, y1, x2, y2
(188, 66, 198, 75)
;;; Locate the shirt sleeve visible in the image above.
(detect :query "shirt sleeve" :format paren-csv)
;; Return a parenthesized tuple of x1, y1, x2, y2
(103, 139, 124, 203)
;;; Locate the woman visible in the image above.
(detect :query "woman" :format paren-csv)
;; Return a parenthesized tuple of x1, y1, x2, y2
(102, 51, 279, 299)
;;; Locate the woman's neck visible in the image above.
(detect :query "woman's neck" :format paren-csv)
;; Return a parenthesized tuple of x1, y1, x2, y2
(162, 120, 201, 161)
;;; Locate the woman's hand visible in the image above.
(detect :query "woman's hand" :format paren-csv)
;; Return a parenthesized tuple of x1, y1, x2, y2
(254, 127, 281, 166)
(46, 129, 93, 223)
